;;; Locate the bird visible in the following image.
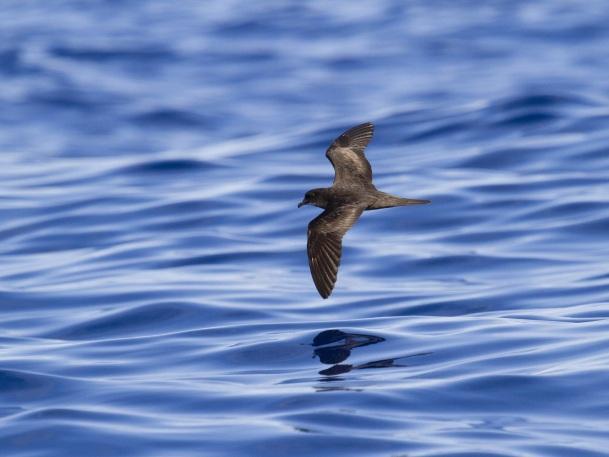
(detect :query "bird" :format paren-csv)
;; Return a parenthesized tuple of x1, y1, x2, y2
(298, 122, 430, 299)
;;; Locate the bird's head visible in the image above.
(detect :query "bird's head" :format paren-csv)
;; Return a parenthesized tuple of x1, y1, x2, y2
(298, 188, 328, 209)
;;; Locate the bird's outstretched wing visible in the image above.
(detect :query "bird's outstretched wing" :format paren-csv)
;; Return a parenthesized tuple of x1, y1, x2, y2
(326, 122, 374, 188)
(307, 205, 364, 299)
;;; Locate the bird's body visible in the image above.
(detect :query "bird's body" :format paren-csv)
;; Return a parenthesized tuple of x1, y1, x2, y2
(299, 122, 430, 299)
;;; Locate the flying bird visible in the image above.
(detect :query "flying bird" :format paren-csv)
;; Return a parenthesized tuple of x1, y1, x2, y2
(298, 122, 430, 298)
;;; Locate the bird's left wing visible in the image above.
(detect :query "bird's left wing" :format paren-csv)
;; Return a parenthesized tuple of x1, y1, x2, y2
(307, 205, 364, 299)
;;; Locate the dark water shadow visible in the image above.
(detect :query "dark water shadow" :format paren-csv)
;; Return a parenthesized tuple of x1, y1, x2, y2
(312, 329, 431, 377)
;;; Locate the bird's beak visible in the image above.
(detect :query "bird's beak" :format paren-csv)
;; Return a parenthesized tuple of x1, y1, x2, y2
(298, 200, 306, 208)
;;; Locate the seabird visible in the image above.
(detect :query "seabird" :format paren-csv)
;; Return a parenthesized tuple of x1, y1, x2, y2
(298, 122, 430, 298)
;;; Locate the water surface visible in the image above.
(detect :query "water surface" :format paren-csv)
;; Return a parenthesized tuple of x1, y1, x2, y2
(2, 1, 609, 456)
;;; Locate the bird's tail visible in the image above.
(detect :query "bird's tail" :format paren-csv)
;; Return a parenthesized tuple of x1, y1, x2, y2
(394, 197, 431, 206)
(368, 193, 430, 210)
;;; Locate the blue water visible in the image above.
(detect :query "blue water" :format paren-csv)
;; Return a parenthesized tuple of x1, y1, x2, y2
(2, 1, 609, 456)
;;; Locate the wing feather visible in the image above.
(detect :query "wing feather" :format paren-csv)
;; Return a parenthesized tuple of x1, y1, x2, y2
(307, 205, 364, 298)
(326, 122, 375, 188)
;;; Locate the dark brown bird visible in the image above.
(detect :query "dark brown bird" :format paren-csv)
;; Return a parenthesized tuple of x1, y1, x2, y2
(298, 122, 430, 299)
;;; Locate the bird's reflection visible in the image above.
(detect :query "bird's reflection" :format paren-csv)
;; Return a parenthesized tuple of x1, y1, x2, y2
(312, 329, 430, 376)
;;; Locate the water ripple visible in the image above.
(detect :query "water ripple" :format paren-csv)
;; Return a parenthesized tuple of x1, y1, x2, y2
(2, 1, 609, 456)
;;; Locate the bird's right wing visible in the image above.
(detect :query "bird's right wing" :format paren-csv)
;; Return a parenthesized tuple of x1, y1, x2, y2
(307, 205, 364, 299)
(326, 122, 375, 188)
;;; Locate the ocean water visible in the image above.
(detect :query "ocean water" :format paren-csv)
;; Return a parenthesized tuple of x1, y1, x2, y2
(2, 1, 609, 456)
